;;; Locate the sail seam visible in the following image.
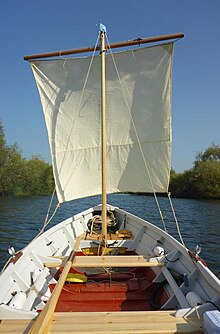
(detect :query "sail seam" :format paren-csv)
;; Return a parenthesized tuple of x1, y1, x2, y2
(53, 139, 171, 153)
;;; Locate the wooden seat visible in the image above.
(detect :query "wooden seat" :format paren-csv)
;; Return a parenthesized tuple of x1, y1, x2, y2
(44, 255, 165, 268)
(0, 310, 203, 333)
(72, 255, 165, 268)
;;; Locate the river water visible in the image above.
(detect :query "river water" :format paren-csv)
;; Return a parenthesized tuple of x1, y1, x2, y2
(0, 194, 219, 277)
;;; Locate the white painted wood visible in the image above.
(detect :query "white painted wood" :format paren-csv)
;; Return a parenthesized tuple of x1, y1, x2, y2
(11, 270, 30, 292)
(0, 204, 219, 322)
(161, 266, 190, 308)
(23, 267, 50, 311)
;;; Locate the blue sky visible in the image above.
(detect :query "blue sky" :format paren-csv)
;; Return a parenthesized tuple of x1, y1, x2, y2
(0, 0, 219, 172)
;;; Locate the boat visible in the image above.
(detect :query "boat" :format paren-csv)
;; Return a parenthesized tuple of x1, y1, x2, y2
(0, 24, 219, 334)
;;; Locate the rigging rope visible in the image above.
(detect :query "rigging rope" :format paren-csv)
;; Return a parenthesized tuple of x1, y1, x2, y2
(26, 34, 101, 240)
(105, 34, 188, 247)
(105, 33, 168, 234)
(167, 192, 185, 247)
(58, 33, 100, 196)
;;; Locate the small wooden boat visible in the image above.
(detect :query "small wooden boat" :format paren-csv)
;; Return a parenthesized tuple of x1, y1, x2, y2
(0, 24, 219, 333)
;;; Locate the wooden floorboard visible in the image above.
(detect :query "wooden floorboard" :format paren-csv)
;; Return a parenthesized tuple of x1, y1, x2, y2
(0, 311, 203, 333)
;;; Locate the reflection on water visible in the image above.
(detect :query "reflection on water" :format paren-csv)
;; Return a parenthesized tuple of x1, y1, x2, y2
(0, 194, 219, 276)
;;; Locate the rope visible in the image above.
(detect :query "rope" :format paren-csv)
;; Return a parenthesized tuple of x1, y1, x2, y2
(58, 34, 100, 196)
(87, 211, 118, 235)
(168, 192, 185, 247)
(105, 34, 188, 248)
(31, 34, 101, 240)
(105, 33, 168, 233)
(1, 35, 102, 272)
(0, 190, 60, 275)
(33, 203, 60, 242)
(44, 187, 56, 224)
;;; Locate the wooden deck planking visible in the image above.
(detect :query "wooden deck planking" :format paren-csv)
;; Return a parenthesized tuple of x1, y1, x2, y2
(0, 311, 203, 333)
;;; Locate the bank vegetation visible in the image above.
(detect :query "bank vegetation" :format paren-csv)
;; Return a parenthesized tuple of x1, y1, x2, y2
(0, 120, 220, 199)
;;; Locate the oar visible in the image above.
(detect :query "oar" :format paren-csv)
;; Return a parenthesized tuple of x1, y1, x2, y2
(28, 233, 85, 334)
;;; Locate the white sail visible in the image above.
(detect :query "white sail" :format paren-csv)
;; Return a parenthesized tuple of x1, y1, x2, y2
(31, 43, 173, 203)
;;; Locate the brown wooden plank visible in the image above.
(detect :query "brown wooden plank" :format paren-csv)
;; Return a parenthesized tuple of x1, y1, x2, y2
(44, 255, 165, 268)
(27, 234, 85, 334)
(0, 311, 203, 334)
(71, 255, 165, 267)
(85, 232, 132, 240)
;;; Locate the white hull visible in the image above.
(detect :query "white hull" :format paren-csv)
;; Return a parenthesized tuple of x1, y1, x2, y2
(0, 204, 219, 322)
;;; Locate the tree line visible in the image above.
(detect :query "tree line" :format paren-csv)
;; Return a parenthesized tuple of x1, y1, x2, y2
(0, 121, 54, 196)
(0, 120, 219, 199)
(169, 144, 220, 199)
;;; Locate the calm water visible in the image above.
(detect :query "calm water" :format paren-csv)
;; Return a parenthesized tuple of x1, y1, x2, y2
(0, 194, 219, 277)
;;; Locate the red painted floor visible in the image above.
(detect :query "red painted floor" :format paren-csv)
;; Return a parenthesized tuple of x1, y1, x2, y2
(49, 253, 168, 312)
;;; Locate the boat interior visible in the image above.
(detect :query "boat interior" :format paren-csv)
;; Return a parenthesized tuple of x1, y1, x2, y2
(50, 253, 168, 312)
(0, 204, 219, 322)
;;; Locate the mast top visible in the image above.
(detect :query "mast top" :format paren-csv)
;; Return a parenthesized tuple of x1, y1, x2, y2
(23, 32, 184, 61)
(99, 23, 107, 33)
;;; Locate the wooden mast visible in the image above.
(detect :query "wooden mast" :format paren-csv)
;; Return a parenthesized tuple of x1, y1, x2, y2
(100, 26, 107, 246)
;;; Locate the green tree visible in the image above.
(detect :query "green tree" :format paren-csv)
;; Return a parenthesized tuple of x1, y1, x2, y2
(193, 144, 220, 199)
(21, 155, 54, 195)
(0, 121, 7, 176)
(0, 120, 54, 196)
(195, 144, 220, 167)
(0, 122, 24, 195)
(194, 161, 220, 199)
(169, 169, 197, 198)
(170, 144, 220, 199)
(0, 145, 25, 195)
